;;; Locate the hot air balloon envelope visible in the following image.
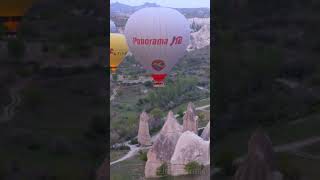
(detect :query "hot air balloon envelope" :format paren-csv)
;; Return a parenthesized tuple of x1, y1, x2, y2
(110, 33, 128, 74)
(124, 7, 190, 87)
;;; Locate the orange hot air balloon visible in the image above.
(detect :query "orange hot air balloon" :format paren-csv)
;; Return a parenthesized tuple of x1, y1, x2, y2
(0, 0, 37, 36)
(110, 33, 128, 74)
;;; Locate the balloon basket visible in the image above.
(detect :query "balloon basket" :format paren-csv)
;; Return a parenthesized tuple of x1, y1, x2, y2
(151, 74, 167, 88)
(153, 81, 165, 87)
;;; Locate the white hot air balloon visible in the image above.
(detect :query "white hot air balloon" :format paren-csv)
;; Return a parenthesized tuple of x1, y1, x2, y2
(124, 7, 190, 87)
(110, 20, 118, 33)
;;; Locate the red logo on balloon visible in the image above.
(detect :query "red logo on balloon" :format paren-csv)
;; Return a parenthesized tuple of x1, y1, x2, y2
(152, 59, 166, 71)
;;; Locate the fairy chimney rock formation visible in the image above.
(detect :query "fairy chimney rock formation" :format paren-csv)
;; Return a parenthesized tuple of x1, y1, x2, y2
(183, 102, 198, 133)
(138, 111, 152, 146)
(234, 129, 283, 180)
(145, 111, 183, 178)
(170, 131, 210, 176)
(201, 121, 210, 141)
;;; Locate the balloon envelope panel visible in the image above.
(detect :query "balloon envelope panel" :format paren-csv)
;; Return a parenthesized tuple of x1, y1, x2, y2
(0, 0, 36, 17)
(110, 33, 129, 72)
(124, 7, 190, 75)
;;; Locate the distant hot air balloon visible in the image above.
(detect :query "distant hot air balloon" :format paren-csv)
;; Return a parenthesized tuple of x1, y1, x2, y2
(124, 7, 190, 87)
(0, 0, 37, 37)
(110, 20, 117, 33)
(110, 33, 128, 74)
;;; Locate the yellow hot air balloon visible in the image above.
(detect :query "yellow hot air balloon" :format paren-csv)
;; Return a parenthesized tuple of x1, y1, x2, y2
(110, 33, 128, 74)
(0, 0, 37, 36)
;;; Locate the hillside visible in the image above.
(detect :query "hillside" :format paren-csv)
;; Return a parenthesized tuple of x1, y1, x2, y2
(110, 2, 210, 18)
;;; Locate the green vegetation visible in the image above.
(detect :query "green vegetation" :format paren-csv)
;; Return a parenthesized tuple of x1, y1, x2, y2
(138, 151, 148, 162)
(184, 161, 204, 175)
(140, 77, 200, 111)
(129, 138, 138, 145)
(110, 150, 129, 162)
(156, 163, 168, 177)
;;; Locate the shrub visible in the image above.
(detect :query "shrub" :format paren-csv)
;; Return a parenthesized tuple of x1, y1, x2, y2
(184, 161, 204, 175)
(177, 109, 184, 118)
(129, 138, 138, 145)
(156, 163, 168, 177)
(138, 151, 148, 162)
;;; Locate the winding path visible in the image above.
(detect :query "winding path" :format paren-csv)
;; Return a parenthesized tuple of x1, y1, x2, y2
(110, 86, 119, 101)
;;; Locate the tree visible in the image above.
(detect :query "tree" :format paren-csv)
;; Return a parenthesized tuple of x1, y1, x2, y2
(178, 109, 184, 118)
(150, 108, 163, 120)
(156, 163, 168, 177)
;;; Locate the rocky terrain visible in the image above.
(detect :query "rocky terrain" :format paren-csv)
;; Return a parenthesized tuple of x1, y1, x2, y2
(137, 111, 152, 146)
(143, 103, 210, 178)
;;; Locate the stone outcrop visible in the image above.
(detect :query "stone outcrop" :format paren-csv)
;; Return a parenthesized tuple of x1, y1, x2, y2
(201, 121, 210, 141)
(170, 131, 210, 176)
(145, 111, 183, 178)
(187, 18, 210, 51)
(183, 102, 198, 133)
(234, 129, 283, 180)
(137, 111, 152, 146)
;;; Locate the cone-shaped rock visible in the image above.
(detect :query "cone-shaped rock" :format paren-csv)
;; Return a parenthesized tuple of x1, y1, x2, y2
(234, 129, 282, 180)
(145, 111, 183, 178)
(201, 121, 210, 141)
(183, 102, 198, 133)
(170, 131, 210, 176)
(138, 111, 152, 146)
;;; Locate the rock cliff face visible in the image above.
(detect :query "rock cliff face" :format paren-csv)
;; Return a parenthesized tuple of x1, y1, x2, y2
(144, 111, 183, 178)
(187, 18, 210, 51)
(201, 121, 210, 141)
(183, 102, 198, 133)
(170, 131, 210, 176)
(234, 129, 283, 180)
(137, 111, 152, 146)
